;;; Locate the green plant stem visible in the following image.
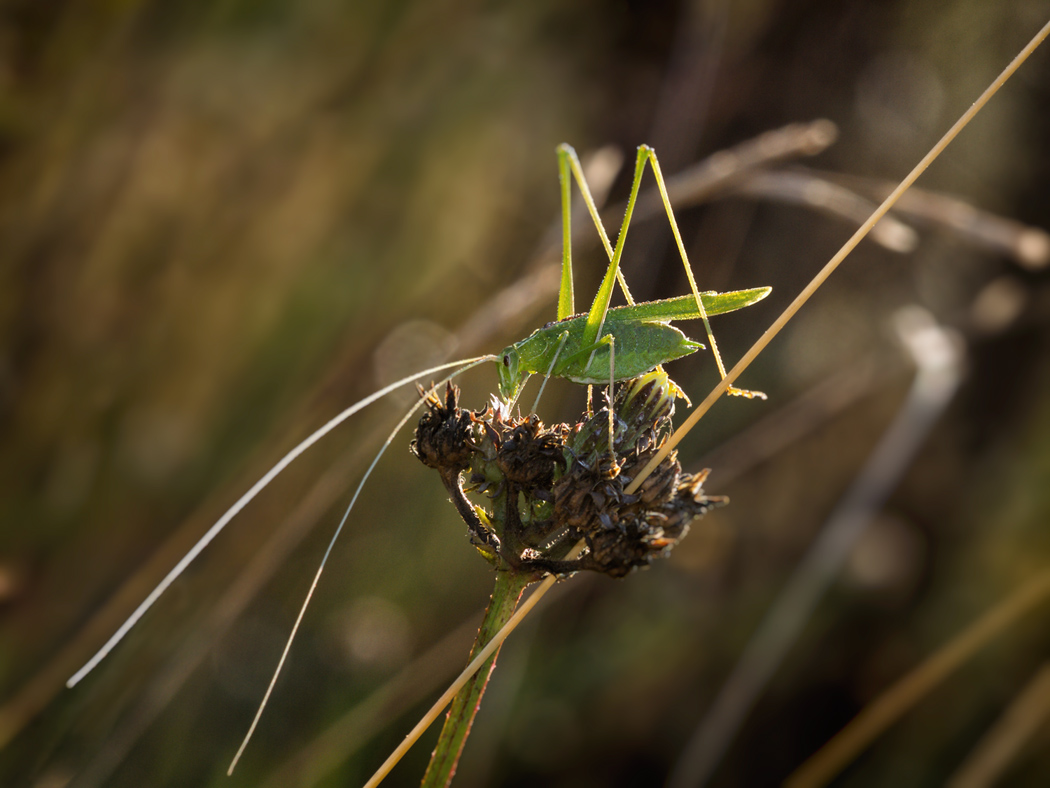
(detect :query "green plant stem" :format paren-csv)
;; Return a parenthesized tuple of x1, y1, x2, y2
(421, 569, 532, 787)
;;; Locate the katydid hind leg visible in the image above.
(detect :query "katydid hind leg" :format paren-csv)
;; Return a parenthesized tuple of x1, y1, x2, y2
(569, 144, 657, 384)
(544, 329, 619, 453)
(530, 330, 571, 413)
(569, 144, 758, 403)
(641, 145, 767, 400)
(556, 146, 575, 321)
(580, 145, 651, 349)
(557, 144, 636, 317)
(607, 335, 615, 456)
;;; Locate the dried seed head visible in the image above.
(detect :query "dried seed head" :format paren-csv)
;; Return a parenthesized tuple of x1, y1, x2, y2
(569, 369, 677, 464)
(412, 374, 727, 578)
(496, 417, 566, 491)
(410, 383, 474, 472)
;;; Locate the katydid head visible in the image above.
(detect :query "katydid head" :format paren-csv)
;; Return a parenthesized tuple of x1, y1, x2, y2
(497, 345, 525, 402)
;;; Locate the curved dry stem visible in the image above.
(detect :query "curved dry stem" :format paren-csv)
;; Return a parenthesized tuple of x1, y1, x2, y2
(804, 168, 1050, 269)
(732, 170, 919, 252)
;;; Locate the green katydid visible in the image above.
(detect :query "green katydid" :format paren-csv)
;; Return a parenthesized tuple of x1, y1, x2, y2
(66, 141, 772, 772)
(496, 287, 767, 402)
(497, 143, 769, 411)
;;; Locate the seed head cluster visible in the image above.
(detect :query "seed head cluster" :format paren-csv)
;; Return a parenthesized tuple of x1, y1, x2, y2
(411, 371, 725, 579)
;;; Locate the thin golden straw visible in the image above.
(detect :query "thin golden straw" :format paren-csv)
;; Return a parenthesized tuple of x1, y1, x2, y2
(626, 17, 1050, 496)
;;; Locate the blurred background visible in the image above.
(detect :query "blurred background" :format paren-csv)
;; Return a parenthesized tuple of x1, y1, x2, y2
(1, 1, 1049, 786)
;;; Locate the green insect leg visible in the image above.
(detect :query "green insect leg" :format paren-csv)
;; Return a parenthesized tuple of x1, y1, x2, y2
(641, 145, 766, 400)
(530, 330, 571, 413)
(556, 144, 637, 323)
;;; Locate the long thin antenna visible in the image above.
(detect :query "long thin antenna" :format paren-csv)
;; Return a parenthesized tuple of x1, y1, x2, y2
(66, 355, 496, 689)
(228, 363, 489, 773)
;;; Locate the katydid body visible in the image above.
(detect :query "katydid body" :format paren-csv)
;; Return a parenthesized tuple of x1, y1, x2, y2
(498, 288, 770, 399)
(509, 142, 771, 408)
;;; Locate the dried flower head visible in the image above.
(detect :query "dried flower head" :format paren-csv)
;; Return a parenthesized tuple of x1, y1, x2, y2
(412, 372, 726, 579)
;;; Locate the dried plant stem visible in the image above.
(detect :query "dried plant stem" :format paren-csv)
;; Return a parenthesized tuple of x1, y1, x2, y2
(810, 169, 1050, 269)
(785, 570, 1050, 788)
(947, 661, 1050, 788)
(625, 15, 1050, 497)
